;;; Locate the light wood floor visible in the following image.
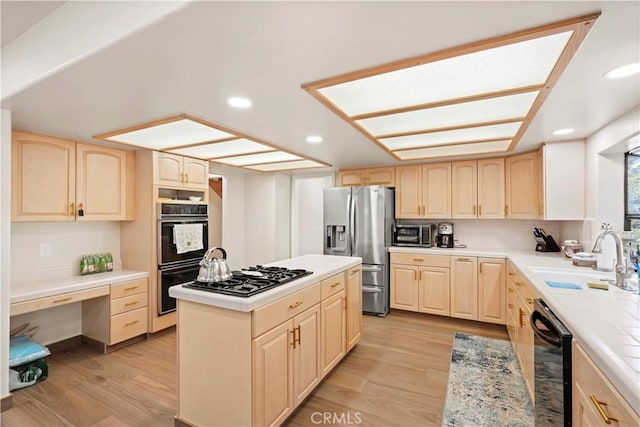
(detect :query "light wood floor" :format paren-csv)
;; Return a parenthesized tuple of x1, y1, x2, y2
(2, 311, 508, 427)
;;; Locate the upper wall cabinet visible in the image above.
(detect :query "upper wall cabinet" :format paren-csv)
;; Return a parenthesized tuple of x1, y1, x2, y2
(12, 131, 135, 222)
(505, 151, 540, 219)
(395, 162, 451, 219)
(153, 152, 208, 190)
(451, 158, 505, 219)
(338, 166, 395, 187)
(540, 141, 585, 220)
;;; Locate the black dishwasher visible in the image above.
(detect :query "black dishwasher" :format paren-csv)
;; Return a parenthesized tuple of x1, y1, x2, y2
(530, 299, 573, 426)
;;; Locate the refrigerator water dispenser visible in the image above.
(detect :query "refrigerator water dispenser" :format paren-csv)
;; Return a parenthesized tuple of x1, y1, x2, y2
(326, 225, 347, 252)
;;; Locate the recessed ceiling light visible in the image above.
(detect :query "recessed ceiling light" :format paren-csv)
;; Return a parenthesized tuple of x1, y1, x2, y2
(305, 135, 323, 144)
(603, 63, 640, 79)
(227, 97, 252, 108)
(552, 128, 575, 136)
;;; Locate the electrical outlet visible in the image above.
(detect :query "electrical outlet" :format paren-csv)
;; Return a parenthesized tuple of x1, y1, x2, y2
(39, 242, 52, 257)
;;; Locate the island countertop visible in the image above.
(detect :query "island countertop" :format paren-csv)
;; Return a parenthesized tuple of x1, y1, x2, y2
(169, 254, 362, 312)
(390, 246, 640, 415)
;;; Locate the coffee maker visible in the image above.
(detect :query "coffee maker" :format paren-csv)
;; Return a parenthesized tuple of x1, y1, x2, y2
(436, 222, 454, 248)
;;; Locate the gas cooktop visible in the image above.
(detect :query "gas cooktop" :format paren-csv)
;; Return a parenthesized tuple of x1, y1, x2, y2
(184, 266, 313, 297)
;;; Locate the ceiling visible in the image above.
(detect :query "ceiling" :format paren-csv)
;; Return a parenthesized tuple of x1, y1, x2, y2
(2, 1, 639, 173)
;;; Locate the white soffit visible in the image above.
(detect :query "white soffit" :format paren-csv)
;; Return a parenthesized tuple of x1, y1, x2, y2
(303, 13, 599, 161)
(95, 115, 329, 172)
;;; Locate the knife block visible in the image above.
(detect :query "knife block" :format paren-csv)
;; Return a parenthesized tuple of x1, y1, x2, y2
(535, 235, 561, 252)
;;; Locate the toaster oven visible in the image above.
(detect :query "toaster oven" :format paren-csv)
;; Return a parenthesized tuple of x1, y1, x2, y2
(392, 224, 421, 246)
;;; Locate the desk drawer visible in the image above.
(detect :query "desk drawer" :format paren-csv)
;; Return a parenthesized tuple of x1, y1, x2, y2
(111, 278, 148, 300)
(390, 253, 449, 267)
(11, 286, 110, 316)
(321, 273, 345, 300)
(110, 307, 148, 344)
(111, 293, 148, 316)
(252, 284, 320, 338)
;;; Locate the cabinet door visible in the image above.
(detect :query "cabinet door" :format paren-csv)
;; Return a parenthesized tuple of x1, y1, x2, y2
(450, 257, 478, 320)
(338, 170, 364, 186)
(366, 167, 395, 186)
(451, 160, 477, 218)
(183, 157, 209, 189)
(253, 320, 294, 427)
(505, 151, 538, 219)
(518, 302, 535, 403)
(390, 264, 419, 311)
(395, 165, 422, 218)
(345, 266, 362, 351)
(477, 258, 506, 324)
(76, 143, 127, 220)
(11, 131, 76, 221)
(154, 152, 184, 187)
(293, 305, 320, 406)
(320, 291, 346, 378)
(477, 158, 505, 218)
(423, 162, 451, 218)
(418, 267, 450, 316)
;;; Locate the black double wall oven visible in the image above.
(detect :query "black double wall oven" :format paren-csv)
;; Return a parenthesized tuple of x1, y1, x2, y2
(157, 203, 208, 315)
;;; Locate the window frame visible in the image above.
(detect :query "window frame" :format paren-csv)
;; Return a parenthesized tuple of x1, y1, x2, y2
(624, 149, 640, 231)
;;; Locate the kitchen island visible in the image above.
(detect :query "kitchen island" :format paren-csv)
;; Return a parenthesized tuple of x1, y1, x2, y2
(168, 254, 362, 427)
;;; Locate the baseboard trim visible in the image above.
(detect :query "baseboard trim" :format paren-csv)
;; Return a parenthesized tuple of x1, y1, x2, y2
(174, 416, 195, 427)
(1, 394, 13, 412)
(81, 334, 147, 354)
(47, 335, 82, 354)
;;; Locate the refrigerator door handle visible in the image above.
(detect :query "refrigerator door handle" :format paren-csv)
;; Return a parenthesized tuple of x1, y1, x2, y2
(362, 265, 383, 272)
(362, 285, 382, 293)
(349, 194, 356, 254)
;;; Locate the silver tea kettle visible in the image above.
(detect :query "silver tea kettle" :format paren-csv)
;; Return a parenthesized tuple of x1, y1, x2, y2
(197, 247, 232, 282)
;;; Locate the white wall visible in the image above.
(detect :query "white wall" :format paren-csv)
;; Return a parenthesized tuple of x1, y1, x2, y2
(218, 168, 246, 270)
(208, 183, 222, 248)
(274, 174, 292, 261)
(291, 174, 334, 256)
(1, 110, 12, 401)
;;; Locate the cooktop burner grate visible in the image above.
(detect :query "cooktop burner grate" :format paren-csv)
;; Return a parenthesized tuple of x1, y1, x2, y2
(184, 266, 313, 297)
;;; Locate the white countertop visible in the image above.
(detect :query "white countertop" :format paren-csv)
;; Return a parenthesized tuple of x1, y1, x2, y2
(11, 270, 149, 304)
(169, 254, 362, 312)
(391, 246, 640, 415)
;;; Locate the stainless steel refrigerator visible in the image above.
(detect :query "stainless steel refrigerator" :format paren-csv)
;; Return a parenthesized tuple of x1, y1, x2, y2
(323, 186, 395, 316)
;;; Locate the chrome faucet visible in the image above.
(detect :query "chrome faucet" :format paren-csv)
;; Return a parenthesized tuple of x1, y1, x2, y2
(592, 228, 635, 290)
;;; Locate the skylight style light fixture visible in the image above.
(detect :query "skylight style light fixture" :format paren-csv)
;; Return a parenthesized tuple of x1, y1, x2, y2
(227, 96, 253, 108)
(603, 63, 640, 79)
(302, 13, 599, 161)
(552, 128, 575, 136)
(305, 135, 323, 144)
(94, 114, 329, 172)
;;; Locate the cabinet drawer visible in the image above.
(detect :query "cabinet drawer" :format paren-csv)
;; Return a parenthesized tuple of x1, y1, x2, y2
(390, 253, 449, 267)
(11, 286, 110, 316)
(111, 278, 148, 300)
(110, 307, 148, 344)
(252, 284, 320, 338)
(111, 292, 148, 316)
(573, 341, 640, 426)
(321, 273, 345, 300)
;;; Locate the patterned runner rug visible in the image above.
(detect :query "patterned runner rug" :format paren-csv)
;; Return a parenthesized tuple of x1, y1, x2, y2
(442, 332, 534, 426)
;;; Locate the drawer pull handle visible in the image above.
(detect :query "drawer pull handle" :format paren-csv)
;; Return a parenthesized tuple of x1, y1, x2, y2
(526, 298, 535, 304)
(295, 325, 301, 346)
(124, 302, 139, 307)
(53, 297, 73, 304)
(350, 269, 360, 275)
(456, 258, 470, 261)
(124, 320, 139, 327)
(124, 286, 139, 291)
(519, 308, 525, 327)
(515, 281, 522, 286)
(589, 395, 618, 424)
(412, 258, 424, 262)
(508, 288, 515, 293)
(290, 330, 296, 348)
(289, 301, 303, 309)
(331, 282, 341, 288)
(508, 303, 515, 308)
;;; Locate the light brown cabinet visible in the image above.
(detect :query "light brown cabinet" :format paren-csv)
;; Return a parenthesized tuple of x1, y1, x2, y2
(477, 258, 506, 324)
(395, 162, 451, 219)
(11, 131, 134, 221)
(450, 256, 478, 320)
(573, 341, 640, 426)
(153, 151, 208, 190)
(320, 290, 346, 377)
(505, 151, 540, 219)
(418, 266, 450, 316)
(338, 166, 395, 187)
(390, 253, 450, 315)
(390, 263, 419, 311)
(452, 158, 505, 219)
(345, 266, 363, 351)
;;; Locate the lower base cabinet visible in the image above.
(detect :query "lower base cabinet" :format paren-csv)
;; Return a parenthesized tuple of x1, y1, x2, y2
(573, 341, 640, 426)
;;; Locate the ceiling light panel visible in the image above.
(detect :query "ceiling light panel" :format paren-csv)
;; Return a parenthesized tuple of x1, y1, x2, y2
(246, 160, 327, 172)
(104, 118, 234, 149)
(380, 122, 521, 150)
(303, 14, 599, 161)
(318, 32, 572, 116)
(357, 91, 539, 136)
(395, 140, 512, 160)
(168, 138, 274, 158)
(214, 151, 302, 167)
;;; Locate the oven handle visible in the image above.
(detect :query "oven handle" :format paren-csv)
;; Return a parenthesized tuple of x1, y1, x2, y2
(530, 310, 562, 348)
(159, 262, 201, 272)
(159, 218, 208, 224)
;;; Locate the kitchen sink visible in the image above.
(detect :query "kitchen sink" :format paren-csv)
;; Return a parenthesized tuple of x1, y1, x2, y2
(529, 266, 616, 290)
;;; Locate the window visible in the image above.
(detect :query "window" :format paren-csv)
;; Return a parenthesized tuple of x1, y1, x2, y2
(625, 147, 640, 231)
